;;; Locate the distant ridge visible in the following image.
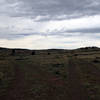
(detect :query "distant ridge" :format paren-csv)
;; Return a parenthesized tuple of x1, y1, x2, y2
(0, 46, 99, 51)
(74, 46, 100, 52)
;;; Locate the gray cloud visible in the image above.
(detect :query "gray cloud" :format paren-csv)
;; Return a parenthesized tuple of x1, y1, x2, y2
(65, 27, 100, 33)
(1, 27, 100, 40)
(0, 33, 35, 40)
(0, 0, 100, 21)
(42, 27, 100, 39)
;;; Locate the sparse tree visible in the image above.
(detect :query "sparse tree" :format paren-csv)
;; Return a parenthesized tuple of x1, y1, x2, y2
(32, 51, 35, 55)
(0, 72, 3, 85)
(55, 71, 60, 75)
(11, 49, 15, 56)
(48, 52, 50, 55)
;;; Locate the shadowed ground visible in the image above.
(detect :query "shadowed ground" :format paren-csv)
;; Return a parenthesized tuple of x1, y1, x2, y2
(0, 48, 100, 100)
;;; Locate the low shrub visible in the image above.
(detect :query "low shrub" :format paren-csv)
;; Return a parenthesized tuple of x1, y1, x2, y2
(52, 63, 64, 68)
(11, 49, 15, 56)
(0, 72, 4, 80)
(48, 52, 50, 55)
(32, 51, 35, 55)
(55, 71, 60, 75)
(93, 59, 100, 63)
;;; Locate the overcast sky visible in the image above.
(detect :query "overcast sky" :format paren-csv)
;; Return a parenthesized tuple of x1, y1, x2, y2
(0, 0, 100, 49)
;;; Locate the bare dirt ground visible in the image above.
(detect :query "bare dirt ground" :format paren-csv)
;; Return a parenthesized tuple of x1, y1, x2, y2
(67, 58, 89, 100)
(1, 62, 32, 100)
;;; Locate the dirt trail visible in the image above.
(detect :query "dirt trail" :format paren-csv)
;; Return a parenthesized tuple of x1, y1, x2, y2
(1, 61, 31, 100)
(77, 59, 100, 83)
(75, 59, 100, 100)
(0, 56, 91, 100)
(67, 57, 89, 100)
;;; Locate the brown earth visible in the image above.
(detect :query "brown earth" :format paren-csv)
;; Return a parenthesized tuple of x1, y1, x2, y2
(0, 47, 100, 100)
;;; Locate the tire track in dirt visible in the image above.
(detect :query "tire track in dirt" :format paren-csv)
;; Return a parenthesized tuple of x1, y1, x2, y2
(76, 59, 100, 100)
(67, 57, 89, 100)
(77, 59, 100, 83)
(37, 54, 69, 100)
(1, 61, 32, 100)
(0, 55, 91, 100)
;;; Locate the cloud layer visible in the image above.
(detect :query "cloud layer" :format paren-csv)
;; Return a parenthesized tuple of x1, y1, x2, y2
(1, 0, 100, 19)
(0, 0, 100, 49)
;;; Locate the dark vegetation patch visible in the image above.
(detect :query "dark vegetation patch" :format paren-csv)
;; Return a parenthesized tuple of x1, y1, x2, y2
(11, 49, 16, 56)
(15, 58, 24, 60)
(47, 52, 50, 55)
(55, 71, 60, 75)
(32, 51, 36, 55)
(93, 57, 100, 63)
(74, 54, 78, 56)
(52, 63, 64, 68)
(96, 57, 100, 59)
(93, 59, 100, 63)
